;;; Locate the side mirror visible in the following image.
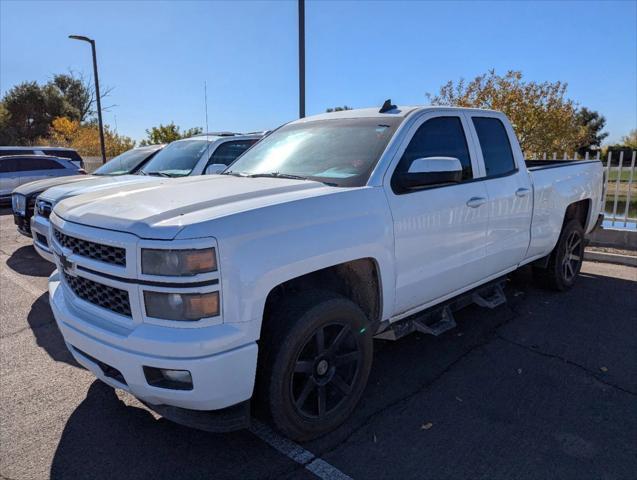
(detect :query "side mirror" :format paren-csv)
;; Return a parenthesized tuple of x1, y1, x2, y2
(204, 163, 227, 175)
(396, 157, 463, 191)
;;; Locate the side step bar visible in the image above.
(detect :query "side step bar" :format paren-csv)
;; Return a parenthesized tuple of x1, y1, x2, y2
(375, 279, 507, 341)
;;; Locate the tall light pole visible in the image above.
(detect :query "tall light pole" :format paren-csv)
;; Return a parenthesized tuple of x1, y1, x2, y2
(298, 0, 305, 118)
(69, 35, 107, 164)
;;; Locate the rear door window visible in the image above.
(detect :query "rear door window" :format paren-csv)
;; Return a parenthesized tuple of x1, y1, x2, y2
(208, 140, 258, 166)
(472, 117, 516, 177)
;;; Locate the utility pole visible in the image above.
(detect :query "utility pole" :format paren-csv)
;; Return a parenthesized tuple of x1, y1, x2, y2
(298, 0, 305, 118)
(69, 35, 107, 164)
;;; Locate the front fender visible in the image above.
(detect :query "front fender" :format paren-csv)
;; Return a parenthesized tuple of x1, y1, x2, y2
(209, 187, 395, 339)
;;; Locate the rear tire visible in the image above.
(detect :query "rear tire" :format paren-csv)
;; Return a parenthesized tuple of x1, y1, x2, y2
(533, 219, 585, 291)
(257, 290, 373, 441)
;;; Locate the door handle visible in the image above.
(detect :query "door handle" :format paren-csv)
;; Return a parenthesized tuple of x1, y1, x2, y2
(466, 197, 487, 208)
(515, 188, 530, 198)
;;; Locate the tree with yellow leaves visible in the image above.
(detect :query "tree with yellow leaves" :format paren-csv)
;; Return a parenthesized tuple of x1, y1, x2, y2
(44, 116, 135, 157)
(427, 70, 590, 156)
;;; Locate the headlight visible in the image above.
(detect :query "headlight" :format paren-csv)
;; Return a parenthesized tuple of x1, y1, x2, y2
(144, 291, 219, 321)
(12, 194, 26, 215)
(35, 199, 53, 218)
(141, 248, 217, 276)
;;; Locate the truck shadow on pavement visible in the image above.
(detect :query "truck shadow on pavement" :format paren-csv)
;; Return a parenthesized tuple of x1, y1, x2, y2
(49, 382, 303, 480)
(27, 293, 80, 368)
(49, 269, 637, 479)
(7, 245, 55, 277)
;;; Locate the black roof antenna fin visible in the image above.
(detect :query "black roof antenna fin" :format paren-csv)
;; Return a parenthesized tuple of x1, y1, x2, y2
(379, 99, 396, 113)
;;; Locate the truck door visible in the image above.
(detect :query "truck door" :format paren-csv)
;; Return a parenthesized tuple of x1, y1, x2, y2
(468, 114, 533, 276)
(385, 113, 490, 316)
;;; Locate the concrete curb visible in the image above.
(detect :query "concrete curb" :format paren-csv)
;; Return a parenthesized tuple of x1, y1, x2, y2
(584, 250, 637, 267)
(589, 227, 637, 250)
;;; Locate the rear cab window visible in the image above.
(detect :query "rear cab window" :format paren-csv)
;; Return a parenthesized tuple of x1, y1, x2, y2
(208, 140, 257, 167)
(472, 117, 516, 177)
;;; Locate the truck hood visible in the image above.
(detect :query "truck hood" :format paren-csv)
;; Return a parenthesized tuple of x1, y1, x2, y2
(40, 174, 159, 203)
(13, 175, 94, 196)
(54, 175, 337, 240)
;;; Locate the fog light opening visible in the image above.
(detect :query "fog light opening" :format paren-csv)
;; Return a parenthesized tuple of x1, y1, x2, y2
(144, 366, 193, 390)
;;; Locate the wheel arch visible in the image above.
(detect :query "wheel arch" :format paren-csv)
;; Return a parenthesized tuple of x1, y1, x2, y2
(260, 258, 383, 339)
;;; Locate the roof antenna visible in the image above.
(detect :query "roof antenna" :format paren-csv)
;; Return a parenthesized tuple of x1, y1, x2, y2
(379, 99, 396, 113)
(204, 81, 211, 159)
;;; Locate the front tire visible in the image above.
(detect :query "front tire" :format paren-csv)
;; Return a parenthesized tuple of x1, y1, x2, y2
(533, 219, 585, 291)
(257, 290, 373, 441)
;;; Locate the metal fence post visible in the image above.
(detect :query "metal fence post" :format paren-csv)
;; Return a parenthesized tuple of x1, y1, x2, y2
(622, 151, 636, 227)
(611, 151, 624, 225)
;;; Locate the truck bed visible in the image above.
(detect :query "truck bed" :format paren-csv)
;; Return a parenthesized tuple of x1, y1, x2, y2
(525, 159, 602, 170)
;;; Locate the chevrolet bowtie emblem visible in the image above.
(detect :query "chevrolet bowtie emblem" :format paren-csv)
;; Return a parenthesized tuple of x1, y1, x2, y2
(59, 253, 75, 275)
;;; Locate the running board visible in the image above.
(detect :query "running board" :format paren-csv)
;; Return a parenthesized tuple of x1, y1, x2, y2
(374, 279, 507, 341)
(471, 283, 506, 309)
(413, 306, 456, 336)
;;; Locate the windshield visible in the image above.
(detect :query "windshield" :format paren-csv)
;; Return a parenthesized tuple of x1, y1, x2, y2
(94, 148, 156, 176)
(224, 118, 401, 187)
(140, 139, 210, 177)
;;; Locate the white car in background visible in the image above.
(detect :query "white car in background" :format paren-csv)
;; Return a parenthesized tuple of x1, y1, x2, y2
(32, 132, 263, 262)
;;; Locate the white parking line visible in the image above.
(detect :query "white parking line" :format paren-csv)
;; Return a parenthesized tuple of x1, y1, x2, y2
(250, 420, 352, 480)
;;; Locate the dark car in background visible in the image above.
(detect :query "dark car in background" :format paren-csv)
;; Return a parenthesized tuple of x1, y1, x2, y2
(0, 146, 84, 168)
(9, 145, 163, 237)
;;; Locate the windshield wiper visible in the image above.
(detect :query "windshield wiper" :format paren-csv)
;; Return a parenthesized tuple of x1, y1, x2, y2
(247, 172, 309, 181)
(222, 171, 250, 177)
(145, 171, 173, 177)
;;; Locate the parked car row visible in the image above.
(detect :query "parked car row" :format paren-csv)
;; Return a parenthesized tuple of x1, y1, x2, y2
(5, 104, 604, 441)
(8, 132, 263, 261)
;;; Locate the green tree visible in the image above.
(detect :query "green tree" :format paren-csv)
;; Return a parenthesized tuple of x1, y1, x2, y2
(48, 73, 95, 122)
(139, 122, 203, 146)
(426, 70, 587, 156)
(0, 102, 11, 144)
(621, 129, 637, 149)
(575, 107, 608, 155)
(0, 72, 105, 145)
(326, 105, 353, 113)
(0, 81, 68, 145)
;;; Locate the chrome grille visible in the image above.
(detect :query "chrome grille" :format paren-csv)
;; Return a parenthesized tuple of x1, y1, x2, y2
(54, 229, 126, 266)
(63, 272, 131, 316)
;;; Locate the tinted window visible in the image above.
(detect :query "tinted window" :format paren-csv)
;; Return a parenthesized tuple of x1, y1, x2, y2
(0, 158, 18, 173)
(208, 140, 257, 166)
(16, 158, 65, 172)
(395, 116, 472, 181)
(472, 117, 516, 177)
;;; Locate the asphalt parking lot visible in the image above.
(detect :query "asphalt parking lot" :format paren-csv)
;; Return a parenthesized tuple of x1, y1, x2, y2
(1, 207, 636, 480)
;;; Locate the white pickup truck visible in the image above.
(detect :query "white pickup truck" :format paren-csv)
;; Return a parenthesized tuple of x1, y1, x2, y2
(47, 105, 604, 441)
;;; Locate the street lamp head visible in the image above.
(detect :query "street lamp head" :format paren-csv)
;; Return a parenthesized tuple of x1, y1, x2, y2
(68, 34, 93, 43)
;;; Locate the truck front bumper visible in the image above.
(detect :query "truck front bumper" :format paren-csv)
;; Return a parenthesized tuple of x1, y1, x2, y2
(31, 215, 54, 262)
(13, 212, 32, 237)
(49, 271, 258, 412)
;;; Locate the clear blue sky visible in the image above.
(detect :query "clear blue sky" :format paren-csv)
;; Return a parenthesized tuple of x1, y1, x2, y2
(1, 0, 635, 144)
